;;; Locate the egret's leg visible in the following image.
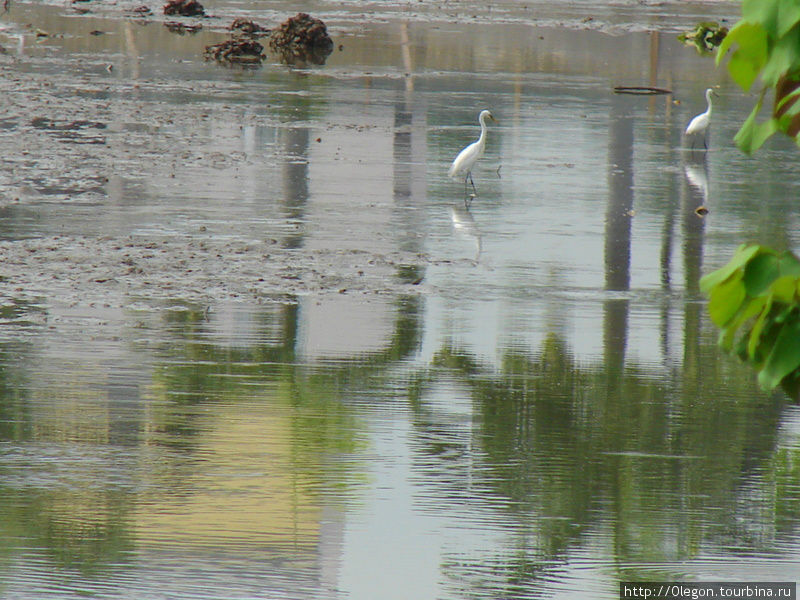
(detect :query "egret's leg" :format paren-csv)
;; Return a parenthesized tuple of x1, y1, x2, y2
(468, 172, 477, 196)
(703, 133, 708, 150)
(463, 173, 470, 198)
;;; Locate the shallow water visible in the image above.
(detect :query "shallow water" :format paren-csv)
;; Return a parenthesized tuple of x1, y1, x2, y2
(1, 1, 800, 598)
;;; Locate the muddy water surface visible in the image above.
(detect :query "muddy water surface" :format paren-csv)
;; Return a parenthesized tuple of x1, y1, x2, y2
(1, 1, 800, 599)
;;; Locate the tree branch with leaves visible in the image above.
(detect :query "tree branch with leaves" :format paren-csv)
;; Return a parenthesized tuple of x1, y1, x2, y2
(717, 0, 800, 153)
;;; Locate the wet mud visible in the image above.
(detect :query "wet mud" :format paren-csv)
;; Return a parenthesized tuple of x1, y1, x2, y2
(0, 235, 432, 306)
(0, 0, 739, 314)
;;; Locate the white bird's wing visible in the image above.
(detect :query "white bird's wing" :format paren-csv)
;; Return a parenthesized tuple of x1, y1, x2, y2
(448, 141, 480, 179)
(685, 113, 708, 136)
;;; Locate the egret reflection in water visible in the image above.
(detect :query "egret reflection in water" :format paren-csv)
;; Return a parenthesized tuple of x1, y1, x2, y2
(683, 157, 709, 213)
(450, 203, 482, 260)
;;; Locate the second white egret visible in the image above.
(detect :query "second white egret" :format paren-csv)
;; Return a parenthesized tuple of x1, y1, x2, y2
(448, 109, 496, 206)
(685, 88, 716, 149)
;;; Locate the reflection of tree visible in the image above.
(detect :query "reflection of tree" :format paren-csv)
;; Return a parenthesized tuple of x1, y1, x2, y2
(0, 302, 40, 439)
(412, 330, 796, 595)
(0, 304, 140, 575)
(0, 295, 422, 577)
(147, 295, 422, 479)
(27, 490, 135, 576)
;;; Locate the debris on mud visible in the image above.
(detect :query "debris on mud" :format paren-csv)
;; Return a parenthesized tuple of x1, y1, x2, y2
(204, 38, 265, 64)
(163, 0, 205, 17)
(165, 21, 203, 34)
(30, 117, 107, 145)
(204, 18, 272, 64)
(127, 5, 153, 17)
(268, 13, 334, 66)
(230, 18, 270, 37)
(678, 22, 727, 53)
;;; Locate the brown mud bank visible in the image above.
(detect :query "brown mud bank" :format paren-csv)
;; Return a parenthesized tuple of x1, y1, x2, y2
(0, 235, 435, 307)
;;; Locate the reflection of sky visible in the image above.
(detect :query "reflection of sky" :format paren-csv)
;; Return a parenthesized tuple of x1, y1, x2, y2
(340, 412, 443, 600)
(341, 381, 515, 600)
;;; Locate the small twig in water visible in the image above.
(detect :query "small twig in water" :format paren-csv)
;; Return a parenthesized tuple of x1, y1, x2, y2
(613, 85, 672, 95)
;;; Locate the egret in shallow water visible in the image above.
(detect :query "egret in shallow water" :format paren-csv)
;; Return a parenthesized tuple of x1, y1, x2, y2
(685, 88, 716, 149)
(448, 109, 496, 206)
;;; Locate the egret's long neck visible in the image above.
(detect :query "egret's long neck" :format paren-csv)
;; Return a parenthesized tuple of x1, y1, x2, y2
(706, 91, 713, 116)
(477, 116, 488, 145)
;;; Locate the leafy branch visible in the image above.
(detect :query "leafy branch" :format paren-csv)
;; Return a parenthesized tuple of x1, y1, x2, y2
(700, 244, 800, 399)
(716, 0, 800, 152)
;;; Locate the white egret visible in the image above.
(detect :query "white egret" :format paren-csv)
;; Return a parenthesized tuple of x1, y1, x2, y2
(685, 88, 716, 149)
(448, 109, 496, 206)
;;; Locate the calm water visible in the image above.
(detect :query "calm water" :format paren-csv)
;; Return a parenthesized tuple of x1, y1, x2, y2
(2, 2, 800, 599)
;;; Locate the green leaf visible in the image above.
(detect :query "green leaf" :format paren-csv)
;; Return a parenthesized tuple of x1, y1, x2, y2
(740, 0, 800, 37)
(770, 275, 799, 302)
(743, 251, 780, 296)
(720, 295, 767, 351)
(748, 294, 773, 358)
(761, 26, 800, 86)
(700, 243, 764, 294)
(777, 250, 800, 276)
(716, 21, 764, 63)
(775, 304, 796, 323)
(735, 93, 779, 153)
(716, 22, 768, 90)
(754, 119, 779, 150)
(708, 271, 747, 327)
(778, 250, 800, 268)
(777, 0, 800, 37)
(758, 317, 800, 390)
(743, 0, 779, 35)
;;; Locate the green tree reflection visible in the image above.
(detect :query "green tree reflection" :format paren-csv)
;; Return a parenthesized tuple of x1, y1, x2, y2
(419, 329, 797, 594)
